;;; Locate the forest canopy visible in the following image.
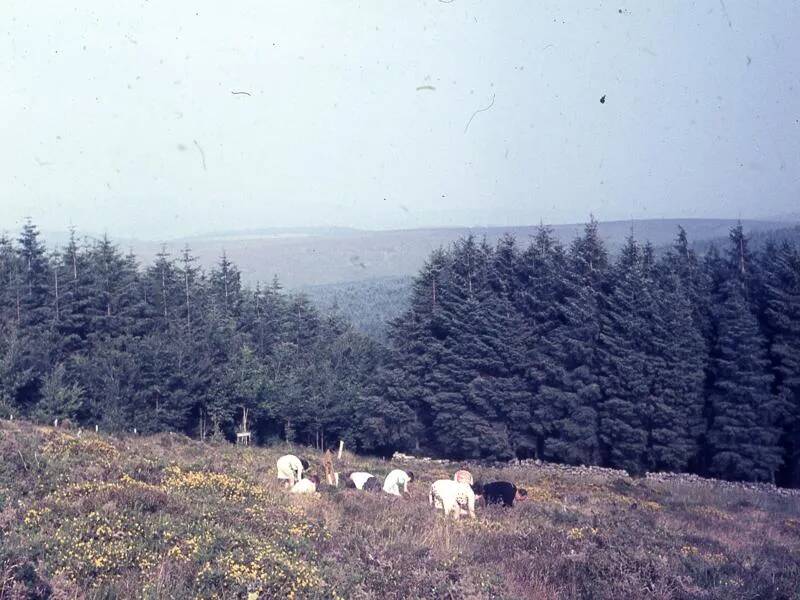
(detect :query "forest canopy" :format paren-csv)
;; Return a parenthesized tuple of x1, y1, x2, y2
(1, 220, 798, 486)
(0, 222, 382, 450)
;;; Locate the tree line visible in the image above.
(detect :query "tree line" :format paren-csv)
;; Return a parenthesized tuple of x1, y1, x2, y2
(0, 220, 798, 486)
(0, 222, 384, 449)
(374, 220, 800, 486)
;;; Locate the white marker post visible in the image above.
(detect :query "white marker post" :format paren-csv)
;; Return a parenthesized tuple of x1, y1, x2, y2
(338, 440, 344, 460)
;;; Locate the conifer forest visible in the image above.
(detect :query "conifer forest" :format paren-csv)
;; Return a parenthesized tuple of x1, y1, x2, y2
(1, 220, 798, 487)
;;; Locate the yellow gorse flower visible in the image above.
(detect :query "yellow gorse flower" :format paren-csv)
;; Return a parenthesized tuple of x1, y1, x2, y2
(16, 463, 333, 597)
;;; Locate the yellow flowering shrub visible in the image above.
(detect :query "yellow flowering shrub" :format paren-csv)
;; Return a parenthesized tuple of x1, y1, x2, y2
(680, 545, 700, 557)
(42, 434, 119, 460)
(11, 464, 334, 598)
(567, 526, 599, 540)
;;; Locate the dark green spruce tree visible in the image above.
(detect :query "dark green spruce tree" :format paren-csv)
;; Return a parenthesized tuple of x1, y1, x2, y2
(596, 236, 651, 474)
(537, 218, 607, 465)
(757, 241, 800, 486)
(704, 226, 783, 482)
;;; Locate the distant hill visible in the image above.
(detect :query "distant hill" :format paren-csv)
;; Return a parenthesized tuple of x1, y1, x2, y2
(21, 218, 794, 340)
(684, 224, 800, 256)
(31, 218, 791, 289)
(300, 220, 798, 339)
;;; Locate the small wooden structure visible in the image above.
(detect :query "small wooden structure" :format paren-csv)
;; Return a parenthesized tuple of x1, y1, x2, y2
(236, 407, 251, 446)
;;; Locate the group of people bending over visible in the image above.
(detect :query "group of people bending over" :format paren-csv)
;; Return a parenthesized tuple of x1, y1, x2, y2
(427, 469, 528, 519)
(276, 453, 528, 520)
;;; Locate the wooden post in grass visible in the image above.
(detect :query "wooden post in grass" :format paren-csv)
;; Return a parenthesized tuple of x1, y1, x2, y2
(323, 449, 335, 485)
(338, 440, 344, 460)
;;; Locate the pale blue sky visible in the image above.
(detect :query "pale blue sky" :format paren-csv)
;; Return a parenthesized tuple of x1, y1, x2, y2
(2, 1, 799, 239)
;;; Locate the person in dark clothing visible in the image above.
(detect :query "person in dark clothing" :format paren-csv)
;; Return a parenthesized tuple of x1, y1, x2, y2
(481, 481, 528, 507)
(362, 476, 382, 492)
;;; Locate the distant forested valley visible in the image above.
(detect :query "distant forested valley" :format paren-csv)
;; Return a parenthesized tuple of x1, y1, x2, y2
(301, 276, 413, 341)
(1, 220, 799, 486)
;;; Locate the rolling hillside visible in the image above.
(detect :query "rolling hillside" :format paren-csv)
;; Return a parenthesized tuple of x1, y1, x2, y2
(34, 219, 792, 289)
(1, 420, 799, 599)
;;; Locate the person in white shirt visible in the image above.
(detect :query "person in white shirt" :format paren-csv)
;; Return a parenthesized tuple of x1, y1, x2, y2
(291, 474, 320, 494)
(347, 471, 376, 490)
(429, 479, 476, 519)
(276, 454, 309, 488)
(382, 469, 414, 496)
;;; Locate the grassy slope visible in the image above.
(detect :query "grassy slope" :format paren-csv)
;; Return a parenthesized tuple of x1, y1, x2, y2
(1, 421, 799, 600)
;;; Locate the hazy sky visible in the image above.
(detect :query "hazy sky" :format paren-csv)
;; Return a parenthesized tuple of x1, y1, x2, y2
(2, 1, 799, 239)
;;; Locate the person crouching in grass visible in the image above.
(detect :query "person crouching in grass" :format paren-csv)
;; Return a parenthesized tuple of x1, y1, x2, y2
(481, 481, 528, 507)
(382, 469, 414, 497)
(291, 474, 321, 494)
(430, 479, 476, 519)
(346, 471, 382, 491)
(277, 454, 310, 488)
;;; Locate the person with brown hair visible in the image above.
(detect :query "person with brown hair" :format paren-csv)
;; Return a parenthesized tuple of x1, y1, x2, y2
(453, 469, 474, 485)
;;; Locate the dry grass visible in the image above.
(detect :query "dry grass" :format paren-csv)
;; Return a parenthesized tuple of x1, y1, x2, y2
(1, 420, 798, 599)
